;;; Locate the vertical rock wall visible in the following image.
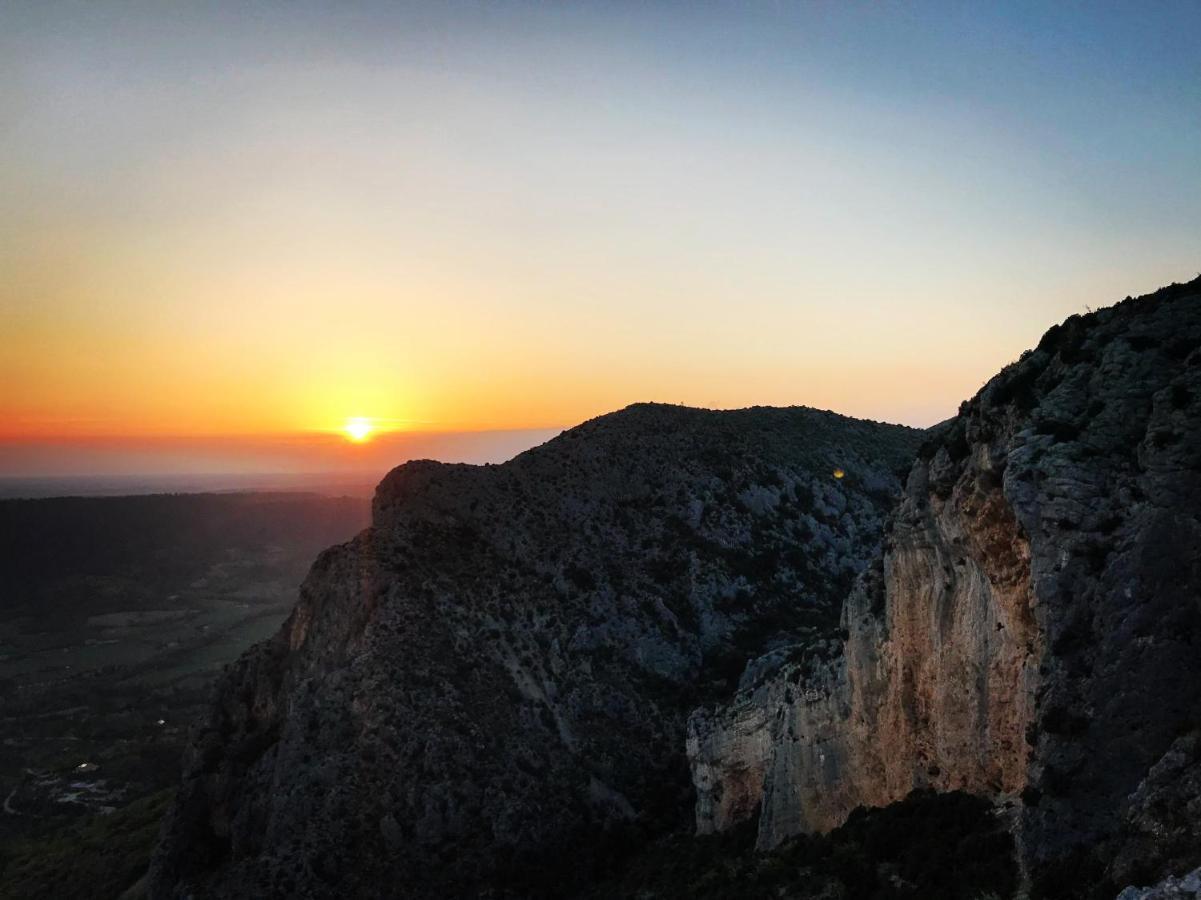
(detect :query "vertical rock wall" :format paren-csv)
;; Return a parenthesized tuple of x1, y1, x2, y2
(690, 280, 1201, 896)
(690, 440, 1043, 847)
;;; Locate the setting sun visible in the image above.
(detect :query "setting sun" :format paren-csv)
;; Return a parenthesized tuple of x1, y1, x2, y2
(343, 418, 374, 443)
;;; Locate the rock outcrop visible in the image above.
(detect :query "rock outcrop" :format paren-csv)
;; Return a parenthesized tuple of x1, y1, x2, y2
(688, 278, 1201, 898)
(149, 404, 921, 898)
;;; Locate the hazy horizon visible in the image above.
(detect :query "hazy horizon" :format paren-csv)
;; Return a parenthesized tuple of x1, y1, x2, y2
(0, 424, 563, 484)
(0, 395, 918, 485)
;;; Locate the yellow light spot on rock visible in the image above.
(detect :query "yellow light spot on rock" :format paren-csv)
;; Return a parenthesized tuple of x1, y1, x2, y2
(832, 468, 845, 479)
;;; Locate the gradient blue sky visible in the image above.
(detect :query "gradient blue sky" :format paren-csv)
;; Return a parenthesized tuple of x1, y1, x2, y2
(1, 1, 1198, 477)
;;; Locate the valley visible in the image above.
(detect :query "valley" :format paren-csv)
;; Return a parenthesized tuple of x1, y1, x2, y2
(0, 492, 371, 899)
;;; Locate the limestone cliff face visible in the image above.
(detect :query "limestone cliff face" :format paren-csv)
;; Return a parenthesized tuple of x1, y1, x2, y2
(689, 418, 1042, 845)
(689, 279, 1201, 896)
(149, 404, 920, 899)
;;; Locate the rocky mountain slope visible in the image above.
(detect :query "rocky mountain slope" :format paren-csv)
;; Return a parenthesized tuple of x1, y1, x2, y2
(149, 405, 921, 898)
(688, 277, 1201, 898)
(151, 277, 1201, 900)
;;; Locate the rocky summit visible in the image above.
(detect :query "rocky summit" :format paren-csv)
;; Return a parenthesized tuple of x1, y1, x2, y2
(149, 404, 921, 898)
(151, 277, 1201, 900)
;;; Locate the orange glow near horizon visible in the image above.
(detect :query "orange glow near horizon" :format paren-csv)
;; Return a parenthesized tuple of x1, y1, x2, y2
(0, 327, 1052, 443)
(2, 3, 1196, 476)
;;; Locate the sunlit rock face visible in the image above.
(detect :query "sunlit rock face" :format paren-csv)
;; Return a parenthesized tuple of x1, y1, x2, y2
(689, 415, 1042, 845)
(149, 403, 921, 899)
(689, 279, 1201, 897)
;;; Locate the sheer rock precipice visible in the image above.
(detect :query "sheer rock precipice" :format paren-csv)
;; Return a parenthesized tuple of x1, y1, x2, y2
(688, 278, 1201, 897)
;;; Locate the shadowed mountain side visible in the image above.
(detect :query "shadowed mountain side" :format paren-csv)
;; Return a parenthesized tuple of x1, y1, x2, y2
(149, 404, 922, 898)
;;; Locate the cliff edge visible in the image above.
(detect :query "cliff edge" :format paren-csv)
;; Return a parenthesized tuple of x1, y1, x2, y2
(689, 278, 1201, 898)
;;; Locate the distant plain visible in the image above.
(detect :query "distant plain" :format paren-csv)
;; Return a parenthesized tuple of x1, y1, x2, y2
(0, 490, 371, 898)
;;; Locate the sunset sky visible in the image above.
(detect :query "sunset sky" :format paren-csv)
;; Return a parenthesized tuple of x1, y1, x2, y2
(2, 2, 1198, 479)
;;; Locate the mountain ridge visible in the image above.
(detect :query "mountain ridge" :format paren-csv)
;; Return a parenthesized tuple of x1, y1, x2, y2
(689, 276, 1201, 898)
(150, 402, 921, 897)
(151, 276, 1201, 899)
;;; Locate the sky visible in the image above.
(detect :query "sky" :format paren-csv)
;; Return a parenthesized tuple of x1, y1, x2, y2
(2, 1, 1198, 480)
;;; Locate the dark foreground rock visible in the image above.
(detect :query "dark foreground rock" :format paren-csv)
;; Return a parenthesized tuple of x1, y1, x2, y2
(582, 788, 1019, 900)
(1118, 867, 1201, 900)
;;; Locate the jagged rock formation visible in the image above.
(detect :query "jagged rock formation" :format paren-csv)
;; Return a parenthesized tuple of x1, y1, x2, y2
(149, 404, 921, 898)
(688, 278, 1201, 898)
